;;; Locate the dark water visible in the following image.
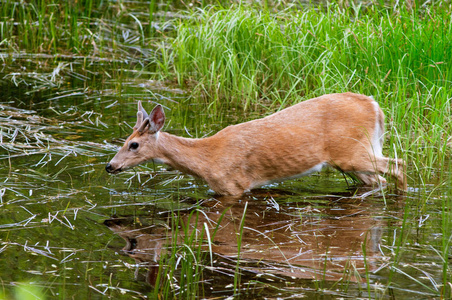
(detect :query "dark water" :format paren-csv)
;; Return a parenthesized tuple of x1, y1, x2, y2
(0, 54, 450, 299)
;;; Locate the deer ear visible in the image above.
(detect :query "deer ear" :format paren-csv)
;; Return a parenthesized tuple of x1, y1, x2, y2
(139, 101, 149, 119)
(134, 111, 144, 130)
(149, 105, 165, 134)
(134, 101, 149, 130)
(138, 117, 150, 133)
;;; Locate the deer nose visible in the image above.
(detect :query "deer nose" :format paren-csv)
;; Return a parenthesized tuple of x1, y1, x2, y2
(105, 163, 113, 173)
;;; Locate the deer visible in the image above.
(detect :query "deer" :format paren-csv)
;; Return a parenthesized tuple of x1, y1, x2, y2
(105, 92, 407, 195)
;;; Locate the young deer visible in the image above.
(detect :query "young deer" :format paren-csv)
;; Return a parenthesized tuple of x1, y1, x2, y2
(105, 93, 407, 195)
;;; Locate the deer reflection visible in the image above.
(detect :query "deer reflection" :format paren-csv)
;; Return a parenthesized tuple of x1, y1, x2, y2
(104, 192, 386, 286)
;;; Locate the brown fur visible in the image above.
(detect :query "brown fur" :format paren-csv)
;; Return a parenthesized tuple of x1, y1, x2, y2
(106, 93, 407, 195)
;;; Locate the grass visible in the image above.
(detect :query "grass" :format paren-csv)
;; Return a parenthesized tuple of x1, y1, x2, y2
(233, 201, 247, 296)
(440, 161, 452, 299)
(149, 208, 207, 299)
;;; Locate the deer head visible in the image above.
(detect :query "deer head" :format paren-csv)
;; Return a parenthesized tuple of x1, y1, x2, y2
(105, 101, 165, 174)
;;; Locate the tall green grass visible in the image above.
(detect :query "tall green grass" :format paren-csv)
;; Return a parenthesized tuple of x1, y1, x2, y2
(0, 0, 179, 56)
(1, 0, 98, 54)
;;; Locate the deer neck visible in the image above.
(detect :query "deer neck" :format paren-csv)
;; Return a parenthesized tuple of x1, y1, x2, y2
(156, 132, 211, 178)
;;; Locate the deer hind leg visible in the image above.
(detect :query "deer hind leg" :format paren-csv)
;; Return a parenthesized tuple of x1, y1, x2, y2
(345, 156, 407, 191)
(384, 157, 407, 190)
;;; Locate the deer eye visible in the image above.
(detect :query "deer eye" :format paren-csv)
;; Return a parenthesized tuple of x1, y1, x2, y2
(129, 142, 139, 150)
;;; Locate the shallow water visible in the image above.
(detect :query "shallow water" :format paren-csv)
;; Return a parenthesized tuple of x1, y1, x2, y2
(1, 15, 451, 300)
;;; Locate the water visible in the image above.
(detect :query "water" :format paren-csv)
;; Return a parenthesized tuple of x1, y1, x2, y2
(0, 8, 451, 300)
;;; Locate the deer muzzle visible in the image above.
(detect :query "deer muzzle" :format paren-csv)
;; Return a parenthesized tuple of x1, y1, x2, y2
(105, 162, 122, 174)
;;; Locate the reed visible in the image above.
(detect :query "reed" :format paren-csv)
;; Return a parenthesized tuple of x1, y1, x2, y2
(440, 161, 452, 298)
(149, 208, 207, 300)
(233, 201, 247, 296)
